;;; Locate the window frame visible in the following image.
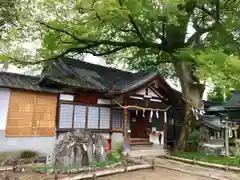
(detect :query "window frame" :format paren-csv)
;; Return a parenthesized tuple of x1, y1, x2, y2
(58, 101, 113, 130)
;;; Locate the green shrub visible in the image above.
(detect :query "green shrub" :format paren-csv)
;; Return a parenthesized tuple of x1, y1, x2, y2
(187, 128, 201, 152)
(0, 150, 39, 166)
(19, 150, 39, 159)
(115, 142, 124, 154)
(172, 151, 240, 167)
(108, 150, 121, 162)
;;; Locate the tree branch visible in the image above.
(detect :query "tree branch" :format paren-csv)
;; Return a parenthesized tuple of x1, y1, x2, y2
(38, 21, 83, 43)
(39, 21, 165, 50)
(117, 0, 145, 40)
(84, 46, 127, 56)
(8, 44, 100, 65)
(196, 5, 217, 20)
(128, 16, 145, 41)
(196, 0, 221, 24)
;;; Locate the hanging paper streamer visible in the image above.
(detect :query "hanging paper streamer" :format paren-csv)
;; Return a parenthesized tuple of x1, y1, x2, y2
(149, 110, 153, 122)
(143, 109, 145, 117)
(136, 110, 138, 115)
(156, 110, 159, 119)
(229, 130, 233, 138)
(150, 110, 153, 118)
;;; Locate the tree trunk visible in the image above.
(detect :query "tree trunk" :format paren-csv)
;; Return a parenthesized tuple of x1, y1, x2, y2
(174, 61, 205, 151)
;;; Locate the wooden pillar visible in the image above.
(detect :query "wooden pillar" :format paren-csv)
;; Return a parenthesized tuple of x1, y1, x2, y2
(163, 111, 167, 148)
(124, 107, 128, 140)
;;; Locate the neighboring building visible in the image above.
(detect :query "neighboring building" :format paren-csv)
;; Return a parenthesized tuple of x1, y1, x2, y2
(0, 58, 183, 155)
(198, 92, 240, 155)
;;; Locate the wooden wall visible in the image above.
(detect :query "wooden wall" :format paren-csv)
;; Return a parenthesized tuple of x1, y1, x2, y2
(6, 90, 57, 137)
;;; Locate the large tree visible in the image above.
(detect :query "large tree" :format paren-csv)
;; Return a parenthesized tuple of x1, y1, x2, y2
(0, 0, 19, 70)
(2, 0, 240, 149)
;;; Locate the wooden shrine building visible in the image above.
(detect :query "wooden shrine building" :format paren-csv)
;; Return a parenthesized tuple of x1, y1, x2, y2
(0, 57, 183, 154)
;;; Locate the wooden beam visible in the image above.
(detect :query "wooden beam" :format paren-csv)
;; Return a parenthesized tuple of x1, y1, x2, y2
(55, 94, 60, 138)
(98, 106, 101, 129)
(124, 107, 128, 140)
(72, 104, 75, 129)
(145, 87, 148, 95)
(120, 110, 123, 129)
(85, 105, 89, 128)
(110, 107, 113, 130)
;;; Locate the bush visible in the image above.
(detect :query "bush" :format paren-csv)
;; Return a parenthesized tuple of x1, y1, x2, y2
(108, 150, 121, 162)
(19, 150, 39, 159)
(115, 142, 124, 154)
(187, 128, 201, 152)
(0, 150, 39, 166)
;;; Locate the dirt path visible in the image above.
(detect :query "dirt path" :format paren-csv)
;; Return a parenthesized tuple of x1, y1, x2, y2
(154, 158, 240, 180)
(98, 167, 213, 180)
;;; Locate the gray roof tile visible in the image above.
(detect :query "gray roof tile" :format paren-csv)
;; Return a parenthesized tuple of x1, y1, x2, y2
(42, 57, 160, 93)
(0, 72, 60, 93)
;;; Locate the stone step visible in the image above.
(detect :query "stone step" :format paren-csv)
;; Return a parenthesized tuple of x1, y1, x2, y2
(129, 148, 167, 158)
(130, 141, 153, 145)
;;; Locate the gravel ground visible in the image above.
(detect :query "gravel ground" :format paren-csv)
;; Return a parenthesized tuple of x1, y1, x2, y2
(99, 168, 213, 180)
(0, 167, 214, 180)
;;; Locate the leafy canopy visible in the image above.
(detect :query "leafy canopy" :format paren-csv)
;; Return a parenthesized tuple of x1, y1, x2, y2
(1, 0, 240, 88)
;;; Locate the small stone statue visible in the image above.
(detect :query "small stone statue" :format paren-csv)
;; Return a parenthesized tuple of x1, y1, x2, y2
(92, 134, 107, 162)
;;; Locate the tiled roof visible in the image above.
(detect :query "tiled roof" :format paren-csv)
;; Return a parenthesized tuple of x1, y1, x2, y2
(42, 57, 164, 93)
(225, 91, 240, 108)
(0, 57, 179, 100)
(199, 115, 223, 131)
(0, 72, 60, 93)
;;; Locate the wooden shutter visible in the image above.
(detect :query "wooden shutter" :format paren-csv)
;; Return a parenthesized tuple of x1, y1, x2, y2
(6, 90, 57, 137)
(33, 93, 57, 136)
(6, 91, 35, 137)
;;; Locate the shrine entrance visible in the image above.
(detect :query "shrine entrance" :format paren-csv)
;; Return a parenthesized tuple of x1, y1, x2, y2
(130, 110, 151, 139)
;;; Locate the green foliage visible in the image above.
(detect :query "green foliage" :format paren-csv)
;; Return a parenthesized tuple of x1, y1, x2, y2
(0, 150, 39, 166)
(2, 0, 238, 87)
(0, 0, 18, 33)
(207, 86, 232, 104)
(90, 151, 121, 167)
(187, 129, 201, 144)
(19, 150, 39, 159)
(193, 48, 240, 88)
(31, 164, 53, 172)
(185, 128, 201, 152)
(108, 150, 121, 162)
(172, 151, 240, 167)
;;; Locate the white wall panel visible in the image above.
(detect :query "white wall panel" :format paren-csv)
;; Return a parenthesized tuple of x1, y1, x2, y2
(0, 88, 10, 130)
(59, 104, 73, 128)
(97, 98, 111, 105)
(59, 94, 74, 101)
(74, 105, 86, 128)
(99, 107, 110, 129)
(87, 106, 99, 129)
(136, 88, 146, 96)
(148, 88, 158, 97)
